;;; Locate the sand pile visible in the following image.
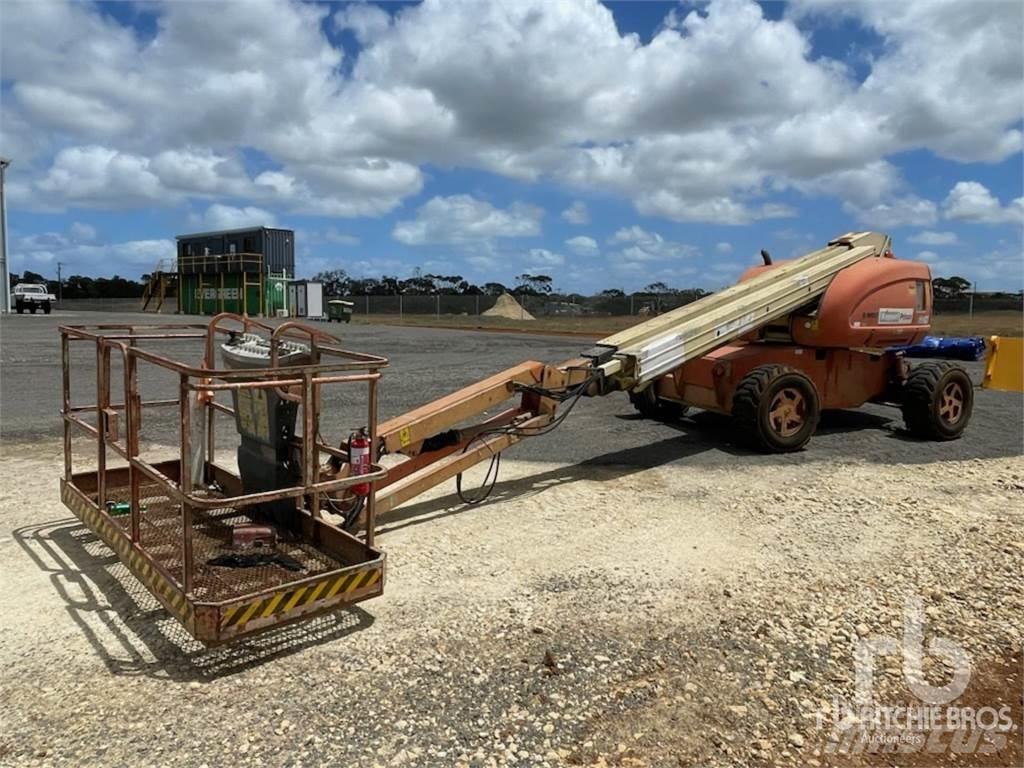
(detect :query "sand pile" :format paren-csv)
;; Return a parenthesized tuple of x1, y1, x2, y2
(482, 293, 535, 320)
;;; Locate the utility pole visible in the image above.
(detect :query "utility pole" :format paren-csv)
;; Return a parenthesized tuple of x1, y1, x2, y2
(57, 261, 65, 302)
(0, 157, 10, 314)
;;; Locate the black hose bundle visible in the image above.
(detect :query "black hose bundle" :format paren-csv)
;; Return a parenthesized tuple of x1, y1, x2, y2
(455, 370, 599, 505)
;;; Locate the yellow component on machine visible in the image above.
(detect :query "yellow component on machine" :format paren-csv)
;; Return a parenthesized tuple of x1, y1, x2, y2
(982, 336, 1024, 392)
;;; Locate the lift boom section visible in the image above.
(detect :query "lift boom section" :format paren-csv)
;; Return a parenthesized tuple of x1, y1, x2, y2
(374, 231, 892, 514)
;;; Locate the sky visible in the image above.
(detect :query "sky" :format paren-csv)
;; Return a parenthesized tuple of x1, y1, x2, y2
(1, 0, 1022, 293)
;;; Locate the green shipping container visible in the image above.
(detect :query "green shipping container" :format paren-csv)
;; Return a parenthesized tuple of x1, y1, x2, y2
(179, 273, 262, 316)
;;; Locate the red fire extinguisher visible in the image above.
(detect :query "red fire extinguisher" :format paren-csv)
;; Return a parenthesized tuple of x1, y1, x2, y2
(348, 428, 371, 496)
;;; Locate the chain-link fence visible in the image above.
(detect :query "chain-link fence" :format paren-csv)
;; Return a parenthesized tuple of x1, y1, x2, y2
(54, 291, 1022, 320)
(332, 291, 1021, 319)
(330, 292, 716, 318)
(933, 294, 1023, 314)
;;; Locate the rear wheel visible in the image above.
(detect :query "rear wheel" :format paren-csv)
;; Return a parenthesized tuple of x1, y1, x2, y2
(733, 364, 820, 453)
(29, 304, 37, 314)
(15, 302, 24, 314)
(42, 302, 52, 314)
(629, 384, 688, 421)
(901, 362, 973, 440)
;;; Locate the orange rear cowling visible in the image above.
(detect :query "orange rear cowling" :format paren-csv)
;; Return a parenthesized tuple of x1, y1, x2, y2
(739, 253, 932, 349)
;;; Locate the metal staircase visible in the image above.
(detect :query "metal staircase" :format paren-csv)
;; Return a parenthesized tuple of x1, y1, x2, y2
(141, 259, 178, 312)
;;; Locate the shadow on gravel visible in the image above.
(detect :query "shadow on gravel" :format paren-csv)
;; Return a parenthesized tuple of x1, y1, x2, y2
(381, 433, 723, 531)
(615, 400, 1021, 463)
(613, 408, 897, 452)
(14, 519, 373, 681)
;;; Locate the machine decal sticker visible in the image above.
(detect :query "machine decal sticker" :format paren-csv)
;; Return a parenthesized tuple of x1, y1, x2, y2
(878, 308, 914, 324)
(715, 312, 755, 339)
(220, 565, 382, 631)
(60, 482, 193, 626)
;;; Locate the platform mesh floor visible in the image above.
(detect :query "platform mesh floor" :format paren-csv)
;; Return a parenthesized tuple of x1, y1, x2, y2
(104, 483, 343, 603)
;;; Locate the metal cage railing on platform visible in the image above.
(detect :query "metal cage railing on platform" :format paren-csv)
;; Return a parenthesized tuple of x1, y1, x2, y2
(59, 314, 390, 645)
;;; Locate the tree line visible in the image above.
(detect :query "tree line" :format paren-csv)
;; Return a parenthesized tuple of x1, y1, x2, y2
(9, 267, 1020, 301)
(9, 270, 145, 299)
(311, 268, 712, 299)
(311, 269, 556, 297)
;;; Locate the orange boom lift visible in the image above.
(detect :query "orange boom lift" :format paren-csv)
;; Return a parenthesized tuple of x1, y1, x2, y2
(59, 232, 973, 643)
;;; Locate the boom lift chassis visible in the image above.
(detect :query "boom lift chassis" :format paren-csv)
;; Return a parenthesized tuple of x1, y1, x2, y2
(59, 232, 973, 643)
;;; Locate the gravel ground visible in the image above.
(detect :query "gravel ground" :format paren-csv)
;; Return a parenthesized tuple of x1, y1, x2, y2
(1, 311, 1021, 466)
(0, 311, 1021, 767)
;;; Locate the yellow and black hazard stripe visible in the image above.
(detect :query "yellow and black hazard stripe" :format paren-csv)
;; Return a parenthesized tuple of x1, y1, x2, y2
(220, 565, 381, 632)
(61, 481, 193, 627)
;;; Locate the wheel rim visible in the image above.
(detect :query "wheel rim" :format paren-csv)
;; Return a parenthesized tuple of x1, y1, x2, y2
(768, 387, 806, 437)
(939, 381, 965, 425)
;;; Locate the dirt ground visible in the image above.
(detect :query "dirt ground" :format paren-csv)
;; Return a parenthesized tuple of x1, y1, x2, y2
(1, 311, 1021, 767)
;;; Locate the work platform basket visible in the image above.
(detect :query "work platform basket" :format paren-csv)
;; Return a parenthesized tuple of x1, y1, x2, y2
(59, 315, 389, 645)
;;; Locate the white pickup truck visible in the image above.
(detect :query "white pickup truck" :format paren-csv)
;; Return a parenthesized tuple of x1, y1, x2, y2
(13, 283, 56, 314)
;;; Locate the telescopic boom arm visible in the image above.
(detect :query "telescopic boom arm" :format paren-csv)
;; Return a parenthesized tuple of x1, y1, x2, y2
(372, 232, 892, 516)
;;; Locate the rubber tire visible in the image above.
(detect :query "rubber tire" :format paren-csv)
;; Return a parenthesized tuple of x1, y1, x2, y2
(43, 302, 51, 314)
(29, 304, 36, 314)
(901, 362, 973, 441)
(629, 385, 688, 421)
(733, 364, 820, 453)
(15, 302, 24, 314)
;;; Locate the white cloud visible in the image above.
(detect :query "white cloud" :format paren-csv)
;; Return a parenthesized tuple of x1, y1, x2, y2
(788, 0, 1023, 163)
(321, 228, 361, 246)
(910, 240, 1023, 289)
(334, 3, 391, 42)
(805, 160, 944, 230)
(525, 248, 565, 267)
(2, 0, 1021, 229)
(392, 195, 543, 245)
(194, 204, 277, 231)
(565, 235, 598, 256)
(35, 146, 167, 207)
(715, 242, 734, 254)
(609, 226, 697, 262)
(793, 161, 904, 208)
(26, 145, 258, 210)
(69, 222, 97, 242)
(943, 181, 1024, 225)
(12, 234, 174, 276)
(919, 243, 1024, 288)
(844, 195, 938, 229)
(908, 230, 958, 246)
(561, 201, 590, 225)
(635, 191, 797, 225)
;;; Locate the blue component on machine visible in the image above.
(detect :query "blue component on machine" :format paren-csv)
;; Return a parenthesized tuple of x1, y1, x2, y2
(890, 336, 986, 361)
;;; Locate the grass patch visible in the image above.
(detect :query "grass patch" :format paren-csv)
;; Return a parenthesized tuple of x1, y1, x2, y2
(930, 311, 1022, 338)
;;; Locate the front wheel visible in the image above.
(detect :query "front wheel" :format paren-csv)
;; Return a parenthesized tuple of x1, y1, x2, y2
(733, 364, 821, 453)
(901, 362, 973, 440)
